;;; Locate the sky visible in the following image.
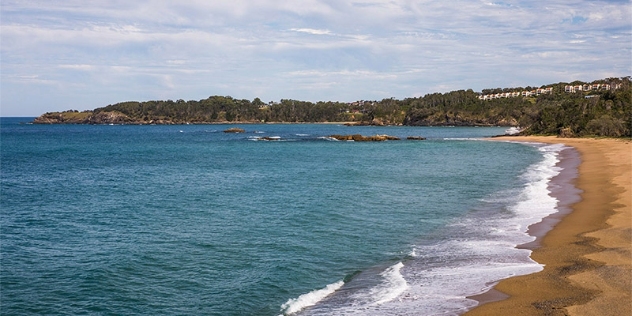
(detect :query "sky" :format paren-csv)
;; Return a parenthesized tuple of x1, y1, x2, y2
(1, 0, 630, 116)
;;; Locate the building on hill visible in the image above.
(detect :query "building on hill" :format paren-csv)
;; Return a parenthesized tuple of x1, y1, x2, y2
(478, 87, 552, 100)
(564, 82, 621, 93)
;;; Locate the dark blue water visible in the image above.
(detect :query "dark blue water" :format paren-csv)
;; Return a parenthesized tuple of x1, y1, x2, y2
(1, 118, 563, 315)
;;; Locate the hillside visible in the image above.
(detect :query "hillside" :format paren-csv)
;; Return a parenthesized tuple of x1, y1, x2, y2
(33, 77, 631, 137)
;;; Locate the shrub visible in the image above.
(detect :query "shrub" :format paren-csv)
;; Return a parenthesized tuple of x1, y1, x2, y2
(584, 115, 628, 137)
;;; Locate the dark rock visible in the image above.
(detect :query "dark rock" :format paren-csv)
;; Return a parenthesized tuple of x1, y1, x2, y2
(224, 127, 245, 133)
(406, 136, 426, 140)
(558, 127, 575, 138)
(259, 136, 281, 141)
(329, 134, 400, 141)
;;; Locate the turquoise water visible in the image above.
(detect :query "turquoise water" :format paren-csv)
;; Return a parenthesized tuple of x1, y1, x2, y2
(1, 119, 564, 315)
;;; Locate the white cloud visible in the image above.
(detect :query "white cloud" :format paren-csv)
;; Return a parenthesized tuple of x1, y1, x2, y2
(58, 64, 96, 71)
(5, 74, 56, 85)
(290, 28, 332, 35)
(1, 0, 630, 116)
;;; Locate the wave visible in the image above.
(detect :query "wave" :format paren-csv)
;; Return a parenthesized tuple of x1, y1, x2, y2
(248, 136, 283, 141)
(295, 263, 411, 315)
(371, 262, 408, 305)
(280, 281, 344, 315)
(317, 136, 339, 141)
(512, 144, 566, 231)
(443, 137, 485, 141)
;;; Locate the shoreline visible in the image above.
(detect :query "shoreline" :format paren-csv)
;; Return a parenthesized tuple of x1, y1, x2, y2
(518, 141, 582, 250)
(466, 142, 581, 306)
(464, 136, 631, 315)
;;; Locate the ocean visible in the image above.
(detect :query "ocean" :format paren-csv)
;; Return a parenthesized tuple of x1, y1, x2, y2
(1, 118, 573, 315)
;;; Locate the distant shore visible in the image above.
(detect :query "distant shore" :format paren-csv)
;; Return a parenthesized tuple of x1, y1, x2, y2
(465, 136, 631, 315)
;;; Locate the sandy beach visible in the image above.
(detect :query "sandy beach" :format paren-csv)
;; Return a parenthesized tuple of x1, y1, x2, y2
(465, 136, 631, 316)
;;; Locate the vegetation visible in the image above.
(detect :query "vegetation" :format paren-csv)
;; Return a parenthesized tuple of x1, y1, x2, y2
(522, 83, 631, 137)
(33, 77, 631, 137)
(91, 97, 352, 124)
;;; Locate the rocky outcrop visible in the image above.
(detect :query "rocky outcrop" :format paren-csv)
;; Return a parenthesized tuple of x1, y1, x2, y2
(329, 134, 400, 141)
(558, 127, 575, 138)
(33, 111, 92, 124)
(33, 110, 137, 124)
(89, 111, 134, 124)
(258, 136, 281, 141)
(32, 114, 64, 124)
(224, 127, 246, 133)
(406, 136, 426, 140)
(344, 118, 401, 126)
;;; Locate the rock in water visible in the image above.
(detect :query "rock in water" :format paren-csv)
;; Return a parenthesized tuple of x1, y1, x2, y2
(328, 134, 400, 141)
(224, 127, 246, 133)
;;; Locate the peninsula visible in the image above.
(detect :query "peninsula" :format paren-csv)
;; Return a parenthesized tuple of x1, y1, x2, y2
(33, 77, 630, 138)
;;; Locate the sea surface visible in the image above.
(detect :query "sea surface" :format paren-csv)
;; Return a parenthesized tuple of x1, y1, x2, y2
(1, 118, 570, 315)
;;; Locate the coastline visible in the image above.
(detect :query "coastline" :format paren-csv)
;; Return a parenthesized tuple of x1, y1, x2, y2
(465, 136, 631, 315)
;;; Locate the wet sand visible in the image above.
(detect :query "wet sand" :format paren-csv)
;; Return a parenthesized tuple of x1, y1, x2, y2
(465, 137, 631, 316)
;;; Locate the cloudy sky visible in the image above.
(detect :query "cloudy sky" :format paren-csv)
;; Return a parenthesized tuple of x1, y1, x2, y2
(1, 0, 630, 116)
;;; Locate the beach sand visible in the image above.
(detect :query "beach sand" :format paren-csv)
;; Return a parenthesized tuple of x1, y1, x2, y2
(465, 137, 631, 316)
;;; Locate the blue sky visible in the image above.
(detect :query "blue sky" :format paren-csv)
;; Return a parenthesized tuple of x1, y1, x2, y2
(1, 0, 630, 116)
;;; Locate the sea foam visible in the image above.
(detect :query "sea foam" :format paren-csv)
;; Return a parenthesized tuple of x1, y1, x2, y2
(280, 281, 344, 315)
(371, 262, 408, 305)
(512, 144, 565, 232)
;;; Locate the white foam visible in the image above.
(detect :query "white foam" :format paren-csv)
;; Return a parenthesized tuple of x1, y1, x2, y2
(511, 144, 565, 232)
(408, 248, 418, 257)
(280, 281, 344, 315)
(443, 137, 484, 141)
(248, 136, 282, 141)
(306, 263, 410, 315)
(371, 262, 408, 305)
(318, 136, 339, 141)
